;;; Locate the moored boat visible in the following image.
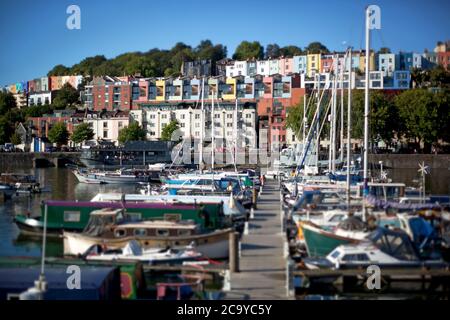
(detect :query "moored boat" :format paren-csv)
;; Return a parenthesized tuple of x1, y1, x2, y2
(14, 199, 224, 235)
(63, 208, 232, 259)
(83, 240, 203, 265)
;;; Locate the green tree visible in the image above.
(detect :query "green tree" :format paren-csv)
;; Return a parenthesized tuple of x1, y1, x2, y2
(52, 83, 79, 109)
(70, 55, 108, 76)
(0, 91, 17, 115)
(47, 64, 70, 76)
(0, 117, 13, 145)
(118, 122, 147, 144)
(194, 40, 227, 62)
(24, 104, 53, 118)
(10, 132, 22, 145)
(395, 89, 441, 152)
(161, 120, 180, 141)
(265, 44, 281, 59)
(350, 90, 398, 146)
(48, 122, 69, 147)
(379, 47, 391, 54)
(233, 41, 264, 60)
(435, 89, 450, 144)
(279, 45, 303, 57)
(286, 97, 306, 138)
(429, 66, 450, 88)
(305, 42, 329, 54)
(71, 123, 94, 145)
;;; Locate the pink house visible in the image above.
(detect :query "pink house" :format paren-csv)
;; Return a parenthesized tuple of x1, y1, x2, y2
(263, 77, 273, 98)
(279, 57, 294, 75)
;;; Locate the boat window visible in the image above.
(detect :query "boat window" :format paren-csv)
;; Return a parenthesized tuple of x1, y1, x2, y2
(114, 228, 126, 238)
(133, 228, 147, 236)
(342, 254, 359, 261)
(177, 229, 191, 236)
(64, 211, 81, 222)
(127, 212, 142, 221)
(157, 229, 169, 237)
(356, 254, 369, 261)
(330, 250, 341, 259)
(329, 215, 344, 222)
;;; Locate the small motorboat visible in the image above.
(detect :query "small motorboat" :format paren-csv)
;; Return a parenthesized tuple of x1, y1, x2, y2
(83, 240, 203, 265)
(303, 227, 448, 270)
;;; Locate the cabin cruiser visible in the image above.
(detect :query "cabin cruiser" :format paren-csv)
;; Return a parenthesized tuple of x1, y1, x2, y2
(303, 227, 448, 270)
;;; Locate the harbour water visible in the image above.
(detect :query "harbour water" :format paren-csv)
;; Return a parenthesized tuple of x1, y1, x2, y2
(0, 168, 137, 258)
(1, 167, 449, 259)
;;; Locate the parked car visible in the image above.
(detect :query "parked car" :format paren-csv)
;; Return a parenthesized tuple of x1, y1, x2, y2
(3, 143, 15, 152)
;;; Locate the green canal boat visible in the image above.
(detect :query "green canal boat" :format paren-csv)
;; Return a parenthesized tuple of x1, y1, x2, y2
(14, 200, 225, 236)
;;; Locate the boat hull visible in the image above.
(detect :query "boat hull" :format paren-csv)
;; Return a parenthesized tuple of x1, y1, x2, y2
(64, 228, 232, 259)
(301, 223, 360, 257)
(73, 170, 152, 184)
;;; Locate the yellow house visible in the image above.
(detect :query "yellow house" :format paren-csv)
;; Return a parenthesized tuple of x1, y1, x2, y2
(222, 78, 236, 100)
(359, 51, 376, 72)
(155, 80, 165, 101)
(307, 54, 321, 77)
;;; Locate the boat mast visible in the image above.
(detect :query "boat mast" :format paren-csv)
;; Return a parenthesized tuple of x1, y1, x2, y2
(340, 52, 345, 162)
(363, 6, 374, 220)
(199, 78, 205, 172)
(329, 57, 337, 173)
(211, 89, 215, 171)
(315, 74, 321, 170)
(302, 92, 307, 150)
(346, 47, 353, 205)
(233, 98, 238, 173)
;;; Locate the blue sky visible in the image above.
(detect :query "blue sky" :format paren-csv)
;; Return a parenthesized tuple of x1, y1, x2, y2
(0, 0, 449, 86)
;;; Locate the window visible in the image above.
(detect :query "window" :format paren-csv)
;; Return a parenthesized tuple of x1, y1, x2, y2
(227, 114, 233, 119)
(118, 121, 123, 128)
(330, 250, 341, 259)
(114, 229, 126, 238)
(157, 229, 169, 237)
(150, 114, 156, 119)
(227, 123, 233, 127)
(161, 114, 167, 119)
(246, 114, 252, 119)
(180, 114, 185, 120)
(64, 211, 80, 222)
(133, 229, 147, 236)
(103, 122, 108, 128)
(195, 114, 200, 119)
(215, 114, 220, 119)
(180, 123, 185, 128)
(103, 130, 108, 138)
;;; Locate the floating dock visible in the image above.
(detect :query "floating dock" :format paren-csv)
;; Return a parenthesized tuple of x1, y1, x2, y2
(225, 180, 291, 300)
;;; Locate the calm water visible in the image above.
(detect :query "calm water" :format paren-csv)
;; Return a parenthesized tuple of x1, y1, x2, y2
(0, 167, 449, 258)
(0, 168, 137, 258)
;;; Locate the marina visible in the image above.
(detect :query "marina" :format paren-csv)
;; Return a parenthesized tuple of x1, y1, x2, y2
(0, 1, 449, 305)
